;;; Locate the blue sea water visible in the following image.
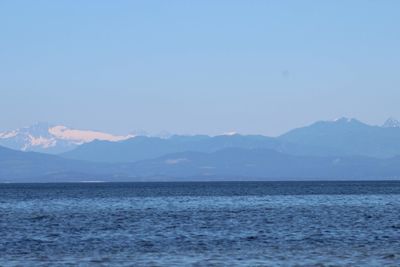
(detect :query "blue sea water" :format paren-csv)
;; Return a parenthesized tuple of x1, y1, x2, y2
(1, 181, 400, 266)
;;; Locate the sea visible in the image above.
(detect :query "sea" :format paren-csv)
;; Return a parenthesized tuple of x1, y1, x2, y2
(1, 181, 400, 266)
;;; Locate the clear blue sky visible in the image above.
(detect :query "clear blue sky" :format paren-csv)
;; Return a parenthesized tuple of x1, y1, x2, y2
(1, 1, 399, 136)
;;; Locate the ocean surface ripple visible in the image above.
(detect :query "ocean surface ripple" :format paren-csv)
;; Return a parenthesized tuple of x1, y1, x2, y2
(1, 181, 400, 266)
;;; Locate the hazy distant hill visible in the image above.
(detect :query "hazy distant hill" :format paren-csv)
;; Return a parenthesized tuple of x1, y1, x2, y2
(0, 145, 115, 182)
(2, 145, 400, 182)
(124, 148, 400, 180)
(279, 117, 400, 158)
(62, 134, 284, 163)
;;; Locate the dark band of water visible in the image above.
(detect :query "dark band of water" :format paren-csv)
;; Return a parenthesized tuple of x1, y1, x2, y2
(2, 180, 400, 198)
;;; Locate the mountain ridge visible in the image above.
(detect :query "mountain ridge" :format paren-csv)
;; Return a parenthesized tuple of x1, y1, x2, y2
(278, 117, 400, 158)
(62, 117, 400, 162)
(61, 134, 283, 163)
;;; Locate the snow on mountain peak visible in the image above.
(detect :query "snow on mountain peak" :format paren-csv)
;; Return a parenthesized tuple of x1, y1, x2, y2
(49, 125, 134, 143)
(222, 131, 238, 136)
(382, 117, 400, 128)
(0, 123, 134, 154)
(332, 117, 357, 123)
(26, 135, 57, 150)
(0, 130, 18, 139)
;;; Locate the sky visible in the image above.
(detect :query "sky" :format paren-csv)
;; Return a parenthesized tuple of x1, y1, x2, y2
(1, 1, 400, 136)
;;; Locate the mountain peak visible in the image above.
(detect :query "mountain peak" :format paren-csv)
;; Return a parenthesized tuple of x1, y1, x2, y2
(332, 117, 360, 123)
(382, 117, 400, 128)
(0, 123, 134, 154)
(20, 122, 56, 136)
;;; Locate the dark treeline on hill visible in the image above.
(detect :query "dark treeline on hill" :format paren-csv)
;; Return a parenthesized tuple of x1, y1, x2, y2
(2, 118, 400, 182)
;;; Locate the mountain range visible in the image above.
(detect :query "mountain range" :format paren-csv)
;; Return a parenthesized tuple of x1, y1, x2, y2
(62, 117, 400, 162)
(1, 117, 400, 182)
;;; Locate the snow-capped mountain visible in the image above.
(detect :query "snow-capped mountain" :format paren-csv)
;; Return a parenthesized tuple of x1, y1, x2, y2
(0, 122, 134, 154)
(382, 117, 400, 128)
